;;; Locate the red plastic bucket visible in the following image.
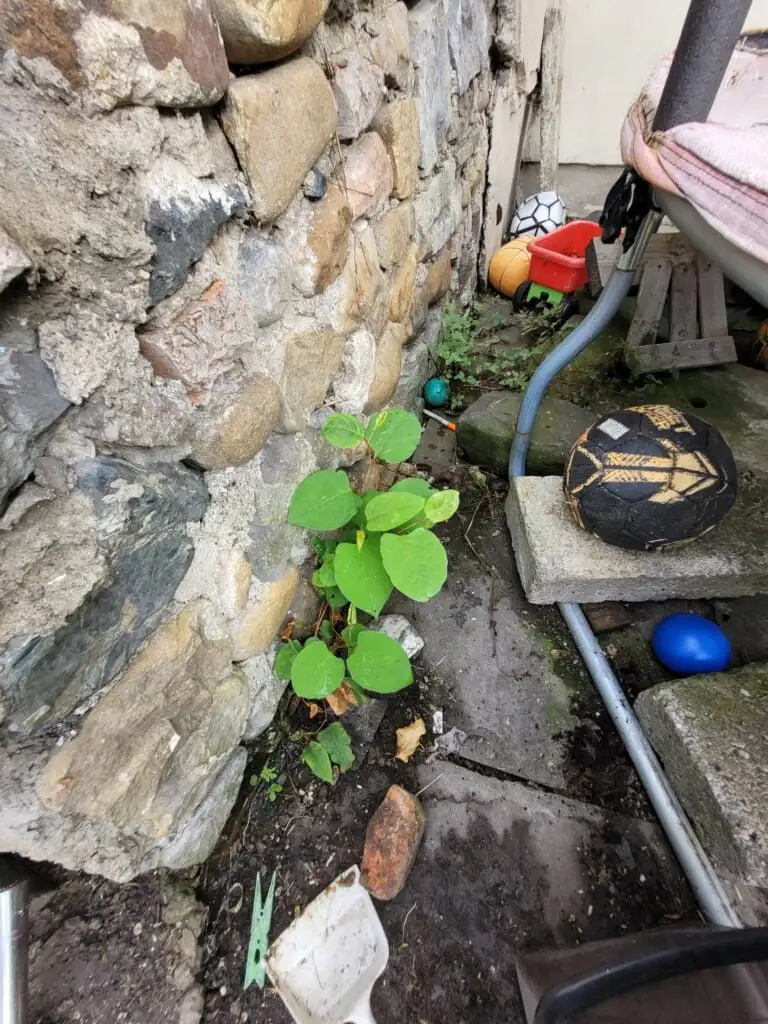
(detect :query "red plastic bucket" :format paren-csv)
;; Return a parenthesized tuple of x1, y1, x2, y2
(527, 221, 602, 294)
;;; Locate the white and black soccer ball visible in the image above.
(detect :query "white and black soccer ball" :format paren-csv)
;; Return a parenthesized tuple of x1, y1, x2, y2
(509, 190, 565, 238)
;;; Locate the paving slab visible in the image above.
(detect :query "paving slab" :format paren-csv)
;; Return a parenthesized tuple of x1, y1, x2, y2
(506, 474, 768, 604)
(636, 664, 768, 888)
(392, 495, 576, 789)
(374, 762, 694, 1021)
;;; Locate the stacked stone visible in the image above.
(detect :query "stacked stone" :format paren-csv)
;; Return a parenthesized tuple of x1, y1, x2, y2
(0, 0, 494, 880)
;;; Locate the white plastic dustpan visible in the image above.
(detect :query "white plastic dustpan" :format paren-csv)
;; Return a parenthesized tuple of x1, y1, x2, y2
(266, 864, 389, 1024)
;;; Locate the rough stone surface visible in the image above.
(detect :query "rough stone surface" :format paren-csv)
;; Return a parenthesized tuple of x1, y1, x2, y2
(414, 159, 462, 259)
(0, 228, 29, 293)
(279, 317, 347, 430)
(636, 665, 768, 886)
(337, 133, 394, 221)
(374, 615, 425, 659)
(233, 568, 299, 661)
(365, 3, 411, 90)
(189, 373, 281, 470)
(373, 202, 415, 270)
(331, 49, 386, 140)
(426, 247, 453, 304)
(146, 158, 248, 305)
(409, 0, 452, 173)
(392, 337, 430, 417)
(0, 0, 230, 113)
(140, 225, 291, 394)
(361, 785, 425, 900)
(372, 99, 419, 200)
(332, 328, 377, 414)
(388, 243, 419, 324)
(506, 474, 768, 605)
(213, 0, 329, 64)
(279, 187, 352, 296)
(458, 390, 593, 477)
(41, 600, 243, 834)
(0, 457, 208, 731)
(221, 61, 337, 222)
(366, 322, 407, 413)
(241, 646, 288, 740)
(445, 0, 491, 94)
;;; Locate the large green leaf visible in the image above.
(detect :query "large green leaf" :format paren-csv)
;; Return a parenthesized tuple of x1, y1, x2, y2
(353, 490, 379, 527)
(313, 557, 336, 588)
(317, 722, 355, 772)
(334, 540, 392, 616)
(323, 413, 365, 449)
(380, 528, 448, 601)
(273, 639, 302, 681)
(364, 491, 425, 532)
(424, 489, 460, 524)
(347, 630, 413, 693)
(365, 408, 422, 463)
(303, 741, 334, 783)
(288, 470, 359, 531)
(391, 478, 435, 499)
(290, 642, 346, 699)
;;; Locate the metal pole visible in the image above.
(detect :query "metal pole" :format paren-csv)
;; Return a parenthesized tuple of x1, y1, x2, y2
(0, 877, 28, 1024)
(559, 603, 740, 927)
(653, 0, 752, 131)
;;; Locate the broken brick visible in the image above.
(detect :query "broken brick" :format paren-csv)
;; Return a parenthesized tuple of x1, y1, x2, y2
(361, 785, 424, 900)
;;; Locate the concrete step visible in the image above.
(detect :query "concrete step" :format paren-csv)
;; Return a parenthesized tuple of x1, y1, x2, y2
(635, 664, 768, 888)
(506, 474, 768, 604)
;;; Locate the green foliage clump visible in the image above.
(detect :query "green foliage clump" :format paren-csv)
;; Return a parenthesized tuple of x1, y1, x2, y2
(276, 408, 461, 782)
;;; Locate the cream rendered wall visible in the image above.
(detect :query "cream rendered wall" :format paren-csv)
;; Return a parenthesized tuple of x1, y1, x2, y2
(557, 0, 768, 166)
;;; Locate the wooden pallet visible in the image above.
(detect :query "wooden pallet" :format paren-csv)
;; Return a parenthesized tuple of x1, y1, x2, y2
(586, 234, 737, 373)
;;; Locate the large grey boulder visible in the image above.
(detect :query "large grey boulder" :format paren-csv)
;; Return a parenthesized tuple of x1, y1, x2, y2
(636, 665, 768, 887)
(458, 390, 594, 476)
(0, 456, 208, 731)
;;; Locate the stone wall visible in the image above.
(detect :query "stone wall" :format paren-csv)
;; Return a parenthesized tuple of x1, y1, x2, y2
(0, 0, 531, 880)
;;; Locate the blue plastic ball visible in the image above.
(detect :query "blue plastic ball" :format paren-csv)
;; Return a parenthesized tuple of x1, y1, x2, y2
(651, 613, 731, 676)
(423, 377, 450, 407)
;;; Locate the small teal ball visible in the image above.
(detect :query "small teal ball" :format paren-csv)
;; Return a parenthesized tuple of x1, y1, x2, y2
(651, 613, 731, 675)
(424, 377, 450, 407)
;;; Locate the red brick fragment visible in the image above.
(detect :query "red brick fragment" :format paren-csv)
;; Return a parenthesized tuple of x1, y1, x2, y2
(361, 785, 424, 901)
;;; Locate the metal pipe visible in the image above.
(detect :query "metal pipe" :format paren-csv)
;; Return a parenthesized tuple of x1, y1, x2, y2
(653, 0, 752, 131)
(559, 603, 740, 927)
(0, 877, 28, 1024)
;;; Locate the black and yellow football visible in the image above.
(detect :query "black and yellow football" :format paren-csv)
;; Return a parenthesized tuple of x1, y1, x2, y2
(563, 404, 737, 551)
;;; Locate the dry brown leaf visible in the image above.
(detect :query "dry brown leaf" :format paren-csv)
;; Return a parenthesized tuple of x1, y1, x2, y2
(326, 683, 359, 716)
(307, 702, 321, 719)
(395, 718, 426, 763)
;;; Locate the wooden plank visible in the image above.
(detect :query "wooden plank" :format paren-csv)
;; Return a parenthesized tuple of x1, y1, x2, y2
(586, 233, 694, 297)
(626, 258, 673, 348)
(669, 261, 698, 345)
(631, 336, 738, 373)
(697, 254, 729, 337)
(586, 238, 618, 296)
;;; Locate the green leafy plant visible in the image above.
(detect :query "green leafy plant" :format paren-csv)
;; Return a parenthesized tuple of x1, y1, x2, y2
(435, 301, 555, 408)
(274, 409, 459, 726)
(303, 722, 355, 783)
(250, 762, 284, 803)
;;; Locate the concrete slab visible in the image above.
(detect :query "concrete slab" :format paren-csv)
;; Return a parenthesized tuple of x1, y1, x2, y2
(636, 665, 768, 888)
(391, 496, 576, 789)
(411, 762, 694, 954)
(506, 474, 768, 604)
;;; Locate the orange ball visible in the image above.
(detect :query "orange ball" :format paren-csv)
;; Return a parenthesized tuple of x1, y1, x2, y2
(488, 236, 534, 297)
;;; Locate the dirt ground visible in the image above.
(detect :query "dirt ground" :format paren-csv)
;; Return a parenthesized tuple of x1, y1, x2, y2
(23, 478, 714, 1024)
